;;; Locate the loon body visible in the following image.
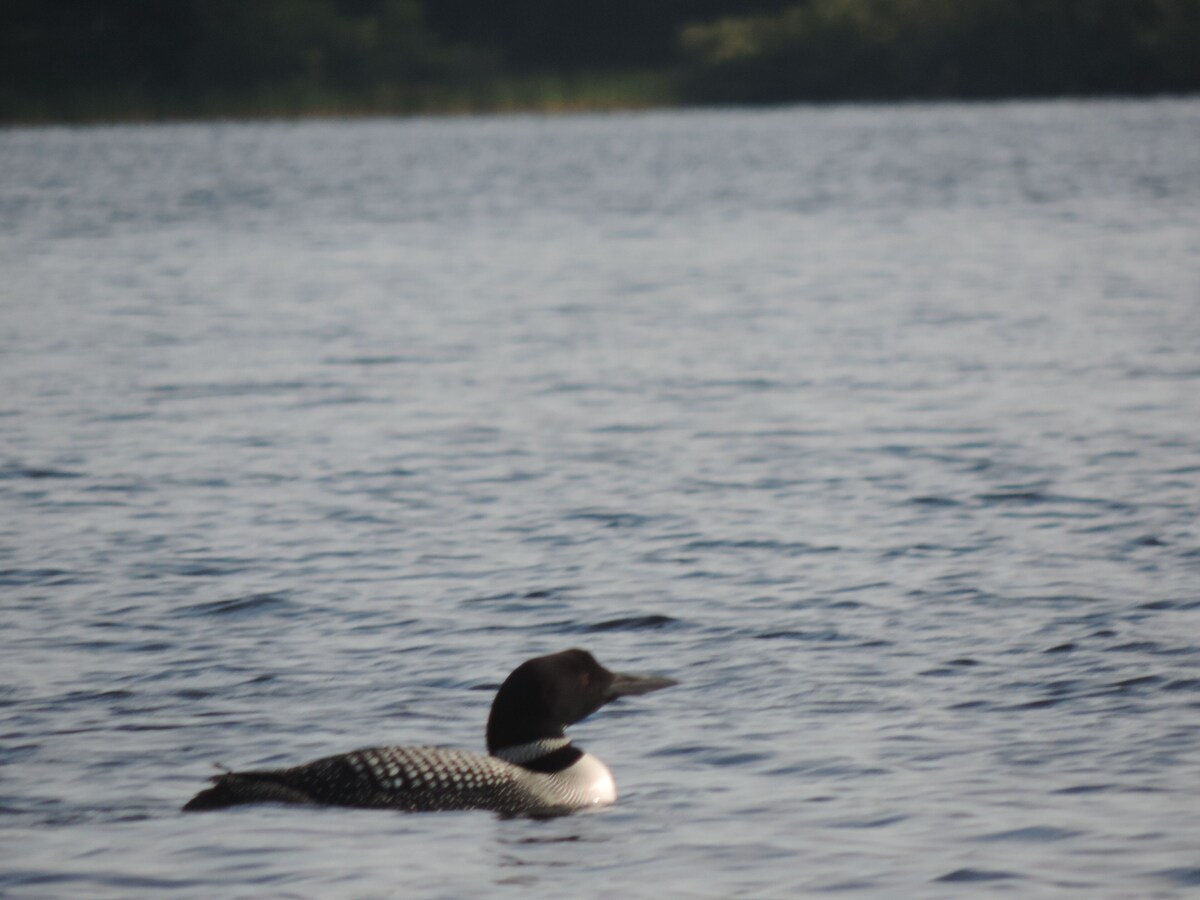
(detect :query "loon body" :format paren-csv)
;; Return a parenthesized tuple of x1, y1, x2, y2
(183, 648, 675, 816)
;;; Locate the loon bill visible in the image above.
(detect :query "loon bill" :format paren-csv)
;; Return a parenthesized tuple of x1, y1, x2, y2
(183, 648, 676, 816)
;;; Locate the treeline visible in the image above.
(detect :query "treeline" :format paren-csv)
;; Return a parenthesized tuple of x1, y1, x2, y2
(680, 0, 1200, 102)
(2, 0, 1197, 122)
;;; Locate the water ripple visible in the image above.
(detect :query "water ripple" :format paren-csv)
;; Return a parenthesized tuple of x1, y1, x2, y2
(175, 592, 297, 618)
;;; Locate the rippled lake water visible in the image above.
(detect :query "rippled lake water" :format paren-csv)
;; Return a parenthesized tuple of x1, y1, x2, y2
(2, 98, 1200, 897)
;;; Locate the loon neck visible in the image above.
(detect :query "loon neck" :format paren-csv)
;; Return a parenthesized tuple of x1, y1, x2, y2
(492, 737, 572, 765)
(492, 737, 584, 774)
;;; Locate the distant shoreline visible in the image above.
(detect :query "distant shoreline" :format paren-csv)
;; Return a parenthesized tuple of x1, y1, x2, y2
(4, 80, 1196, 129)
(1, 71, 678, 127)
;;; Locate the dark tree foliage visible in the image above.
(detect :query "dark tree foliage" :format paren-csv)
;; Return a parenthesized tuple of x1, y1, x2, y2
(1, 0, 473, 117)
(1, 0, 199, 94)
(678, 0, 1200, 103)
(422, 0, 797, 70)
(1, 0, 1196, 121)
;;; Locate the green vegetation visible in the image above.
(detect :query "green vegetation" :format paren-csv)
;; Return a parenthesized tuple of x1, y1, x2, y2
(2, 0, 1197, 123)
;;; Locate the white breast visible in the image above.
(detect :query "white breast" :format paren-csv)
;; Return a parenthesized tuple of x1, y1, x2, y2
(525, 751, 616, 811)
(567, 752, 617, 807)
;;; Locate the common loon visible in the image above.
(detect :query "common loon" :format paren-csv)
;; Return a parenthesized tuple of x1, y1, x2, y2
(183, 648, 675, 816)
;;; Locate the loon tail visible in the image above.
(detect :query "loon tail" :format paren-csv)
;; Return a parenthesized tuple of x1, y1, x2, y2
(182, 770, 315, 812)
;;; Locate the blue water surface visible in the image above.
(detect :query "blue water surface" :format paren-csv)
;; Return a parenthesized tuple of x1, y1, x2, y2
(2, 98, 1200, 897)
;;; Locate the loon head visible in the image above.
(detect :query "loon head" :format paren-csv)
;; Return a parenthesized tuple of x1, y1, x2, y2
(485, 648, 676, 758)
